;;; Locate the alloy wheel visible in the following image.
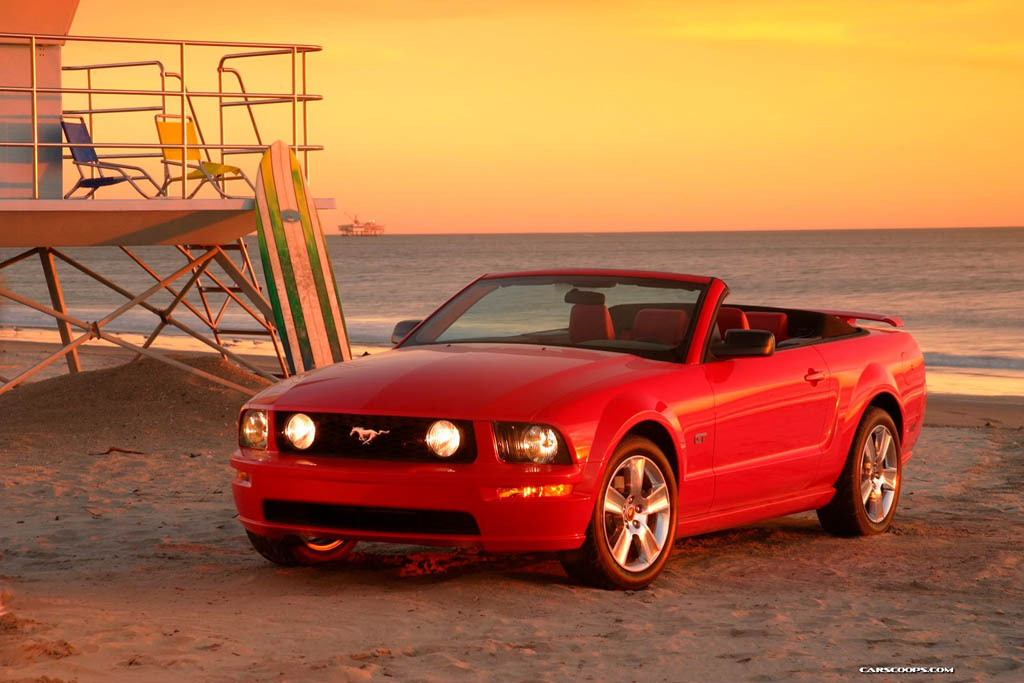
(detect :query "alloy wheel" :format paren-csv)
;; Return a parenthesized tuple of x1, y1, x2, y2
(602, 454, 672, 572)
(859, 424, 899, 523)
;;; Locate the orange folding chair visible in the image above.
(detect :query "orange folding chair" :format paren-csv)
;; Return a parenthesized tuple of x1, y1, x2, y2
(155, 114, 255, 198)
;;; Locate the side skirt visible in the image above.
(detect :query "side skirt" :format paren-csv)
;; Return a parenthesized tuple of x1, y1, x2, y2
(675, 487, 836, 538)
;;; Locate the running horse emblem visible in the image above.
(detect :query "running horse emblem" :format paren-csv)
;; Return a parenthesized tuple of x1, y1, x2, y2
(350, 427, 390, 445)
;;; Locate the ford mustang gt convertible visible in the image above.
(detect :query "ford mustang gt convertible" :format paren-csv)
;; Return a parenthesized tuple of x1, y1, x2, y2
(232, 269, 926, 589)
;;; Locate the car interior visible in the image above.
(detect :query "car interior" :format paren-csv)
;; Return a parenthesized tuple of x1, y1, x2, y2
(566, 295, 860, 354)
(414, 282, 863, 362)
(711, 304, 860, 351)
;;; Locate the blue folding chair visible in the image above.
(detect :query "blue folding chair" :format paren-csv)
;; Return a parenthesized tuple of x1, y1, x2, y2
(61, 116, 162, 199)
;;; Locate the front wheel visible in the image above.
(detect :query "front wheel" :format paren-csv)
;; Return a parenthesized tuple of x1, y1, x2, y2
(246, 530, 357, 565)
(561, 436, 677, 590)
(817, 407, 902, 536)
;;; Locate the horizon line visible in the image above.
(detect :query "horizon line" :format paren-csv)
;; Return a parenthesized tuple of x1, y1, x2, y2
(328, 224, 1023, 236)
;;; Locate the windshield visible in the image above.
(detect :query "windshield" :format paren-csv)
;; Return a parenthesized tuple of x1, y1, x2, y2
(403, 274, 707, 361)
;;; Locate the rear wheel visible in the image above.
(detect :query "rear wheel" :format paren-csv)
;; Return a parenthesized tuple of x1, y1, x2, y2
(817, 407, 902, 536)
(561, 436, 677, 590)
(246, 531, 357, 565)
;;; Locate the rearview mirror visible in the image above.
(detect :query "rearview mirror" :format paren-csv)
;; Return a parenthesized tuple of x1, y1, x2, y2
(712, 329, 775, 358)
(392, 319, 422, 345)
(564, 288, 606, 305)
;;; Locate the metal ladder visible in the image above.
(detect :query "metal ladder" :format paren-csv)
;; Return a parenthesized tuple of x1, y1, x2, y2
(180, 239, 289, 376)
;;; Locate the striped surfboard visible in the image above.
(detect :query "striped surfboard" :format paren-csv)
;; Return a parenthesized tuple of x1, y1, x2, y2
(254, 141, 351, 374)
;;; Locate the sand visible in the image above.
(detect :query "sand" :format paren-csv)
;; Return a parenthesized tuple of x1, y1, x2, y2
(1, 343, 1022, 681)
(923, 394, 1024, 430)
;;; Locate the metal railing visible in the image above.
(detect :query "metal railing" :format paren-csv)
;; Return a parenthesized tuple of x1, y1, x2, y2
(0, 31, 324, 199)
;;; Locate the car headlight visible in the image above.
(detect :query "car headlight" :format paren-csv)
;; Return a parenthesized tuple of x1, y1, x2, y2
(426, 419, 462, 458)
(493, 422, 571, 464)
(239, 409, 268, 449)
(283, 413, 317, 450)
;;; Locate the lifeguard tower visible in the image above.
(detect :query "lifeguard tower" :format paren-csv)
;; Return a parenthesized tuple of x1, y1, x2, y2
(0, 0, 335, 395)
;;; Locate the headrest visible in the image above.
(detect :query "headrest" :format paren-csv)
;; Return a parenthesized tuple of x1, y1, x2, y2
(632, 308, 690, 345)
(747, 311, 789, 341)
(569, 303, 614, 343)
(717, 307, 750, 335)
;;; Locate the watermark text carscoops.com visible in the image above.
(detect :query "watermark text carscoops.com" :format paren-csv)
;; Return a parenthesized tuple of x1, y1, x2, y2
(860, 666, 955, 674)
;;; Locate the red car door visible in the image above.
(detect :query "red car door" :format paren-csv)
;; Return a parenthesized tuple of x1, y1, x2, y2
(704, 346, 835, 510)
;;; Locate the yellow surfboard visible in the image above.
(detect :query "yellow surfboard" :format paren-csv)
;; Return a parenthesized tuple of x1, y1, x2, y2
(254, 141, 351, 373)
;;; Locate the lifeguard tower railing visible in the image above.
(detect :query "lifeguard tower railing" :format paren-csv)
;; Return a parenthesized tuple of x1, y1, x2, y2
(0, 31, 334, 395)
(0, 31, 323, 198)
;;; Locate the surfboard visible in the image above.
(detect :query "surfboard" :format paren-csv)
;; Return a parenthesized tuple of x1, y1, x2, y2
(254, 141, 351, 374)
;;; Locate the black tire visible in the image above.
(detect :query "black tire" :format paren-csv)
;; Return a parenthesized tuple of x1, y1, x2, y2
(561, 435, 678, 590)
(817, 407, 902, 536)
(246, 530, 356, 566)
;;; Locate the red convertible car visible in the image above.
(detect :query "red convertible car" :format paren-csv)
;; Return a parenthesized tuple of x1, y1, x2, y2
(232, 269, 926, 589)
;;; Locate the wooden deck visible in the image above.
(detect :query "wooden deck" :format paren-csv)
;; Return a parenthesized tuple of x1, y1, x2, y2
(0, 198, 335, 247)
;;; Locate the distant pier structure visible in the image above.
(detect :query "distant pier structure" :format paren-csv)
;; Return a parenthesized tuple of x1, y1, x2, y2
(337, 217, 384, 236)
(0, 1, 336, 395)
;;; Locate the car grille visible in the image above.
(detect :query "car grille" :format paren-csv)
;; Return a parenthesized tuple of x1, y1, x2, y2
(274, 412, 477, 462)
(263, 500, 481, 536)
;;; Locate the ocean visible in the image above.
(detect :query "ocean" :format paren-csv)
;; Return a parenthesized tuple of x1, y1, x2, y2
(2, 227, 1022, 396)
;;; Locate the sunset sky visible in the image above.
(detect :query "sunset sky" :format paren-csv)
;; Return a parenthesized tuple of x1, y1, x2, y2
(68, 1, 1024, 233)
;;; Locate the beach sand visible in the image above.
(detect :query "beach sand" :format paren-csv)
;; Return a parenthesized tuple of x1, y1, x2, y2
(1, 342, 1021, 681)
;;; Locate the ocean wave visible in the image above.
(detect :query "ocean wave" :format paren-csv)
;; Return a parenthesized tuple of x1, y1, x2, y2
(0, 308, 401, 346)
(924, 352, 1024, 371)
(345, 318, 401, 344)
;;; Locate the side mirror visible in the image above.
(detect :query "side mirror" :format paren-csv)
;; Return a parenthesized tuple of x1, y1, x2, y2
(391, 319, 422, 345)
(712, 329, 775, 358)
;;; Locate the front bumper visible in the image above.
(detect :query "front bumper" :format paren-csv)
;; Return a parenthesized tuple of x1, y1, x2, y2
(231, 436, 598, 553)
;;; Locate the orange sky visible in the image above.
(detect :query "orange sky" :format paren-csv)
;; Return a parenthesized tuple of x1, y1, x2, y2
(69, 0, 1024, 233)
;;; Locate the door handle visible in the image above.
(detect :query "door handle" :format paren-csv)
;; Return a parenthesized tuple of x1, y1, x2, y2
(804, 369, 826, 383)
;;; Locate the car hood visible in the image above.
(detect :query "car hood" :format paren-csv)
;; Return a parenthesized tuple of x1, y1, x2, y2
(255, 343, 655, 420)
